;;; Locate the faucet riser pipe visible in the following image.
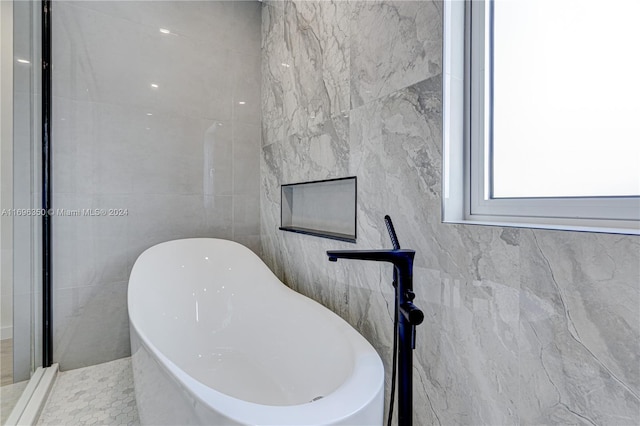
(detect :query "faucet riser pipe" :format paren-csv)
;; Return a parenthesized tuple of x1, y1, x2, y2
(396, 264, 414, 426)
(398, 317, 413, 426)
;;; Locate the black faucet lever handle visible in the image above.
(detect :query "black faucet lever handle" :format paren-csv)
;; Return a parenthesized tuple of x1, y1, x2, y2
(384, 215, 401, 250)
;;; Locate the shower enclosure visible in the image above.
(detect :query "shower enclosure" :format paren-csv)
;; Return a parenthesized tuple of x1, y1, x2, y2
(1, 0, 45, 423)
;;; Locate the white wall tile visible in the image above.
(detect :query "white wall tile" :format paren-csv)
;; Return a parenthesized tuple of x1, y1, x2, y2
(52, 1, 261, 370)
(233, 121, 261, 196)
(53, 282, 131, 371)
(233, 195, 260, 237)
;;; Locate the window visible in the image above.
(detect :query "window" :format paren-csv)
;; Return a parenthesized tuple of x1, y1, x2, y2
(444, 0, 640, 235)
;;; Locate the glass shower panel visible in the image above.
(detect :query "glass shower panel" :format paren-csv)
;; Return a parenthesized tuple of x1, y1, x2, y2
(0, 0, 42, 422)
(13, 0, 42, 382)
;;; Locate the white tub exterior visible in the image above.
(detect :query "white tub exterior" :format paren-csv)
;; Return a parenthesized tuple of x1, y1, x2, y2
(128, 238, 384, 425)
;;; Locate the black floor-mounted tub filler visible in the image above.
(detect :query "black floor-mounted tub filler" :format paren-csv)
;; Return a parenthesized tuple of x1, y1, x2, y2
(327, 215, 424, 426)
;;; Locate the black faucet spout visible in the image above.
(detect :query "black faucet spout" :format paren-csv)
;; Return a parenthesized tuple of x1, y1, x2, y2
(326, 249, 415, 268)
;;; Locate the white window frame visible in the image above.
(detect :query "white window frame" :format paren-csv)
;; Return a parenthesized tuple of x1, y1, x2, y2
(443, 0, 640, 235)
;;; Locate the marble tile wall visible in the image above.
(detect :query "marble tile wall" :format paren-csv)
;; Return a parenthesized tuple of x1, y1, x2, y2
(52, 1, 262, 370)
(260, 1, 640, 424)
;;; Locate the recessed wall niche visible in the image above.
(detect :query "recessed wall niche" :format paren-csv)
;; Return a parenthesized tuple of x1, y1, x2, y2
(280, 177, 357, 243)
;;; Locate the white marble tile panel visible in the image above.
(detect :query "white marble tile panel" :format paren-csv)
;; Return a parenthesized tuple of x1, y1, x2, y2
(129, 113, 208, 195)
(53, 2, 234, 121)
(233, 52, 262, 125)
(64, 0, 262, 57)
(55, 99, 211, 197)
(61, 0, 236, 52)
(52, 282, 131, 371)
(126, 194, 202, 243)
(202, 195, 234, 240)
(231, 1, 264, 57)
(233, 121, 261, 196)
(204, 120, 233, 197)
(52, 96, 96, 194)
(234, 235, 262, 258)
(52, 194, 98, 290)
(233, 195, 261, 237)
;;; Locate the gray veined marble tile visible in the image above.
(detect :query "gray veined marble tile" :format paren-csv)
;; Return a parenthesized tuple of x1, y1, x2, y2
(262, 2, 287, 145)
(410, 272, 521, 426)
(262, 0, 350, 143)
(518, 230, 640, 425)
(260, 145, 284, 230)
(261, 117, 350, 193)
(281, 114, 350, 182)
(350, 0, 443, 108)
(349, 75, 442, 200)
(529, 231, 639, 394)
(348, 76, 444, 263)
(290, 0, 351, 115)
(259, 2, 640, 425)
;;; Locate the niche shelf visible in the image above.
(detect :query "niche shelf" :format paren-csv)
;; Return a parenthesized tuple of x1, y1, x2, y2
(280, 177, 357, 243)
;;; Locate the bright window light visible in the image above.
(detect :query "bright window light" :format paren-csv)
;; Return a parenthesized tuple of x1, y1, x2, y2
(442, 0, 640, 234)
(490, 0, 640, 198)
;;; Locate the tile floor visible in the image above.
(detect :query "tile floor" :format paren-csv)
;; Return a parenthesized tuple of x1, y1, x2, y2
(37, 357, 139, 426)
(1, 338, 14, 386)
(1, 380, 28, 424)
(1, 337, 29, 424)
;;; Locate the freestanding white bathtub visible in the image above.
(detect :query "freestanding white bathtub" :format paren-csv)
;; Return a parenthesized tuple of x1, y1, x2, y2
(128, 238, 384, 425)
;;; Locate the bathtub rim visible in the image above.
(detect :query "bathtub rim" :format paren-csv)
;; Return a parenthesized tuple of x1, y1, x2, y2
(128, 238, 385, 425)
